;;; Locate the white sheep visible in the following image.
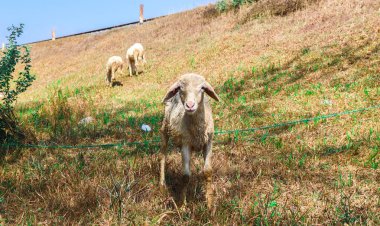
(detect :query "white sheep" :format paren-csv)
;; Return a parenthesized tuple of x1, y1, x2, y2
(105, 56, 123, 87)
(126, 43, 146, 76)
(159, 73, 220, 209)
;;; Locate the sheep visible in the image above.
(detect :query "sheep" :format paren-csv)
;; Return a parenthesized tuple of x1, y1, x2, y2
(105, 56, 123, 87)
(159, 73, 220, 209)
(126, 43, 146, 76)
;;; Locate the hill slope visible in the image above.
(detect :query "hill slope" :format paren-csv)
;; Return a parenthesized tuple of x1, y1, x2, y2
(1, 0, 379, 224)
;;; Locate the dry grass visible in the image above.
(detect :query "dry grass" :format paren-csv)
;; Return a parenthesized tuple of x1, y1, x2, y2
(1, 0, 379, 224)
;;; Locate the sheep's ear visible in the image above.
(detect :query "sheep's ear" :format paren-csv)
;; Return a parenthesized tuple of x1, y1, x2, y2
(162, 82, 181, 103)
(202, 82, 220, 102)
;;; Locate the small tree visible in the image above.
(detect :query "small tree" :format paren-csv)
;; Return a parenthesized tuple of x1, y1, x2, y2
(0, 24, 35, 143)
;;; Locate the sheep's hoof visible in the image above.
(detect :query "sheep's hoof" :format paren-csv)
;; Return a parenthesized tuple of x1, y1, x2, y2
(177, 175, 190, 207)
(159, 183, 167, 193)
(177, 193, 187, 208)
(182, 175, 190, 184)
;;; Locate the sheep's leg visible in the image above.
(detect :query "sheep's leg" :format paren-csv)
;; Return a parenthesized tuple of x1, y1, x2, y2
(133, 53, 138, 75)
(203, 141, 213, 210)
(134, 51, 139, 67)
(180, 145, 191, 206)
(128, 61, 133, 77)
(133, 63, 137, 75)
(119, 64, 123, 74)
(106, 69, 112, 87)
(159, 131, 169, 192)
(142, 52, 147, 64)
(110, 68, 115, 87)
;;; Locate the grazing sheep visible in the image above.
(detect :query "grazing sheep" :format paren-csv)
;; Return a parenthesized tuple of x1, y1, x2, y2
(126, 43, 146, 76)
(160, 73, 220, 209)
(105, 56, 123, 87)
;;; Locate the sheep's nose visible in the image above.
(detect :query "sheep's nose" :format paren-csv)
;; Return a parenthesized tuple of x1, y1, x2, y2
(185, 101, 195, 108)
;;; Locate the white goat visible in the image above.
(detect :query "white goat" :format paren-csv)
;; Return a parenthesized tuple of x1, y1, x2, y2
(160, 73, 220, 209)
(105, 56, 123, 87)
(126, 43, 146, 76)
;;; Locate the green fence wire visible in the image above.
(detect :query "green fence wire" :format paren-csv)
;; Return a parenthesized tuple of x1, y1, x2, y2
(2, 104, 379, 150)
(214, 104, 380, 135)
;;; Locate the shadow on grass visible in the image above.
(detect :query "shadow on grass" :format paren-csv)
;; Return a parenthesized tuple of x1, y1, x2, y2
(15, 98, 164, 146)
(217, 38, 377, 103)
(320, 140, 362, 156)
(112, 81, 123, 87)
(164, 161, 208, 207)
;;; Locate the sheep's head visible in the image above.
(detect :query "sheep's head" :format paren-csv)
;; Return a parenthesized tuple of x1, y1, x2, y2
(163, 73, 220, 115)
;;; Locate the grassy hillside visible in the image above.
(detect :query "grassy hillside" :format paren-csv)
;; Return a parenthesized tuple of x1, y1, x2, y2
(1, 0, 379, 224)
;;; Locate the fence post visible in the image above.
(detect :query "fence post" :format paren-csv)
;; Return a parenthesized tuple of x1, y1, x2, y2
(1, 43, 4, 51)
(139, 4, 144, 24)
(51, 28, 56, 41)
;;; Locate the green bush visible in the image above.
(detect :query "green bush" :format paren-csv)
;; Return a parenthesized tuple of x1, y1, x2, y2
(232, 0, 244, 8)
(216, 0, 228, 12)
(0, 24, 35, 143)
(216, 0, 256, 12)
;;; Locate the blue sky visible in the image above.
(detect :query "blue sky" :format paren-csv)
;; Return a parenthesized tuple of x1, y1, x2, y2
(0, 0, 216, 45)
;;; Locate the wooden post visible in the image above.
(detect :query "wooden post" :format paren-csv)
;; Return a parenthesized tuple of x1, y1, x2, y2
(139, 4, 144, 24)
(51, 28, 56, 41)
(1, 43, 4, 51)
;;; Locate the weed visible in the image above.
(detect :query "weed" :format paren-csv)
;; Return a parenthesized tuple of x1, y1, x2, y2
(75, 152, 86, 172)
(335, 171, 353, 188)
(301, 47, 310, 55)
(304, 89, 315, 96)
(335, 192, 358, 224)
(249, 183, 281, 224)
(189, 55, 197, 69)
(328, 58, 341, 67)
(219, 77, 245, 100)
(280, 149, 307, 169)
(365, 146, 379, 169)
(229, 196, 246, 223)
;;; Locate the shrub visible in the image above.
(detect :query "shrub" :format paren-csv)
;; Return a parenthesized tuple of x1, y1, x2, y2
(0, 24, 35, 144)
(217, 0, 256, 12)
(216, 0, 228, 12)
(232, 0, 245, 8)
